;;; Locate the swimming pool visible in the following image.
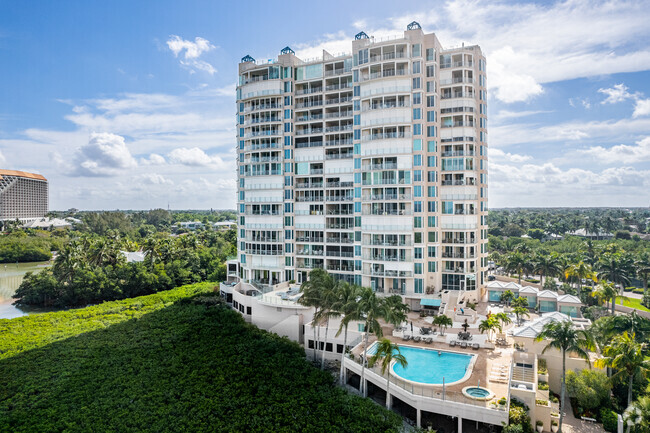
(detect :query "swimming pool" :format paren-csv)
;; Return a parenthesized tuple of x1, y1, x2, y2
(367, 343, 475, 386)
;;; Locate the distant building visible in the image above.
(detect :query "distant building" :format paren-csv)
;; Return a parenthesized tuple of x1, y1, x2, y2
(175, 221, 204, 231)
(212, 221, 236, 231)
(122, 251, 145, 263)
(0, 169, 48, 224)
(22, 217, 78, 229)
(566, 228, 613, 240)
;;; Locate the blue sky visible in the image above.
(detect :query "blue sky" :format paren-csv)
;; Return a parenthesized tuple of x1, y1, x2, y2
(1, 0, 650, 210)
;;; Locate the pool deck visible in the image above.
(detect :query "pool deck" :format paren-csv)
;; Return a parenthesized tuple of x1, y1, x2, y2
(351, 333, 513, 401)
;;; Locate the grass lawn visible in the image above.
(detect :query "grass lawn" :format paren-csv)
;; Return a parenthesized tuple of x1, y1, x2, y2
(621, 297, 650, 312)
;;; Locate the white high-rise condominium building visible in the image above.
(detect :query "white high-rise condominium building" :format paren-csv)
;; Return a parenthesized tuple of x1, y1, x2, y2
(236, 22, 488, 307)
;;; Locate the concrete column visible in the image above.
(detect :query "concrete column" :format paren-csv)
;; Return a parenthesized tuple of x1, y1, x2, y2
(416, 409, 421, 429)
(457, 416, 463, 433)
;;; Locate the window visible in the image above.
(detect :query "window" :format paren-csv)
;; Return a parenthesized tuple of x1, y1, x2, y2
(358, 49, 369, 64)
(426, 81, 436, 93)
(427, 141, 437, 152)
(413, 139, 422, 151)
(427, 156, 436, 167)
(284, 81, 292, 92)
(427, 186, 436, 197)
(413, 124, 422, 136)
(415, 263, 422, 274)
(284, 96, 292, 105)
(284, 109, 291, 119)
(414, 248, 422, 259)
(426, 65, 435, 77)
(414, 185, 422, 197)
(442, 201, 453, 214)
(426, 111, 436, 122)
(427, 126, 436, 137)
(415, 279, 423, 294)
(412, 44, 421, 57)
(413, 108, 421, 120)
(427, 215, 436, 227)
(428, 261, 436, 272)
(426, 48, 435, 61)
(427, 247, 436, 258)
(413, 170, 422, 182)
(413, 92, 421, 105)
(414, 201, 422, 212)
(412, 77, 421, 89)
(413, 154, 422, 166)
(426, 95, 435, 107)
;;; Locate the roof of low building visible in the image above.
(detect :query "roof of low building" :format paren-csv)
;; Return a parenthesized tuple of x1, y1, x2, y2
(0, 169, 47, 181)
(511, 312, 572, 339)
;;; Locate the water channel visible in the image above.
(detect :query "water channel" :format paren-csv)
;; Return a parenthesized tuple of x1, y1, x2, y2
(0, 261, 51, 319)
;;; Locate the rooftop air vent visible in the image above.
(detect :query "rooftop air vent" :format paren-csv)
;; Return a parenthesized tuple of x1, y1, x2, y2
(280, 46, 295, 55)
(241, 55, 255, 63)
(354, 31, 369, 40)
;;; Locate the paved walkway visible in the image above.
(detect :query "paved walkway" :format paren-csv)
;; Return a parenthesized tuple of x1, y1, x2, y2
(561, 398, 606, 433)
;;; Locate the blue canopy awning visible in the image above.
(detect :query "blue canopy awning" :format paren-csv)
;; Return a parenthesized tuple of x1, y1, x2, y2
(420, 299, 441, 307)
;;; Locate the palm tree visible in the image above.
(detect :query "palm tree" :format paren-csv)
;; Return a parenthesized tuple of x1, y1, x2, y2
(608, 311, 650, 343)
(565, 261, 595, 293)
(535, 321, 594, 433)
(624, 396, 650, 433)
(299, 269, 330, 362)
(634, 252, 650, 307)
(598, 253, 632, 297)
(478, 316, 501, 342)
(504, 252, 526, 285)
(534, 253, 562, 288)
(368, 338, 407, 409)
(592, 281, 625, 315)
(493, 312, 512, 330)
(333, 283, 361, 385)
(597, 332, 650, 406)
(357, 287, 385, 397)
(500, 290, 515, 307)
(381, 295, 410, 330)
(511, 296, 529, 325)
(433, 314, 453, 336)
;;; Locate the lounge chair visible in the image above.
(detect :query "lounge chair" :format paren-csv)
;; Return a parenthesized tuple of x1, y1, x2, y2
(460, 342, 468, 349)
(450, 340, 456, 347)
(424, 337, 433, 344)
(402, 334, 411, 341)
(472, 343, 480, 350)
(413, 336, 422, 342)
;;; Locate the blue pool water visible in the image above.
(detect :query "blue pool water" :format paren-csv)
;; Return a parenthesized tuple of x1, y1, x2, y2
(369, 344, 474, 385)
(465, 387, 490, 398)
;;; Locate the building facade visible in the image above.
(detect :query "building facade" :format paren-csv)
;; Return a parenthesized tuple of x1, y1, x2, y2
(236, 22, 488, 306)
(0, 169, 49, 224)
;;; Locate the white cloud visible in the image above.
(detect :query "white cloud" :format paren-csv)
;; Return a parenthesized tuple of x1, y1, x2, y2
(489, 148, 532, 163)
(598, 83, 635, 104)
(492, 109, 552, 123)
(489, 160, 650, 207)
(168, 147, 225, 167)
(576, 136, 650, 164)
(569, 97, 591, 109)
(136, 173, 173, 185)
(0, 150, 5, 165)
(166, 35, 216, 75)
(140, 153, 166, 165)
(633, 98, 650, 118)
(71, 132, 137, 177)
(293, 1, 650, 104)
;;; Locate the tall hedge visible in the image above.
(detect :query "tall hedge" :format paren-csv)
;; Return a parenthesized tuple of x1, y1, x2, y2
(0, 284, 402, 432)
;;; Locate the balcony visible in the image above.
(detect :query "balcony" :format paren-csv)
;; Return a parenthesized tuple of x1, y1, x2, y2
(326, 196, 353, 202)
(325, 97, 353, 106)
(325, 138, 353, 146)
(296, 182, 324, 189)
(326, 237, 354, 244)
(244, 130, 281, 138)
(326, 251, 354, 258)
(327, 265, 354, 272)
(295, 100, 323, 109)
(295, 141, 323, 149)
(296, 87, 323, 95)
(325, 111, 353, 119)
(362, 194, 412, 201)
(368, 52, 407, 63)
(442, 121, 475, 128)
(295, 196, 324, 202)
(362, 162, 398, 171)
(325, 153, 353, 160)
(325, 124, 353, 133)
(324, 68, 351, 77)
(362, 132, 411, 141)
(440, 61, 474, 69)
(296, 128, 324, 136)
(326, 181, 354, 188)
(325, 82, 353, 91)
(243, 104, 280, 113)
(295, 114, 324, 122)
(441, 238, 477, 244)
(296, 236, 324, 243)
(441, 92, 475, 100)
(441, 151, 475, 157)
